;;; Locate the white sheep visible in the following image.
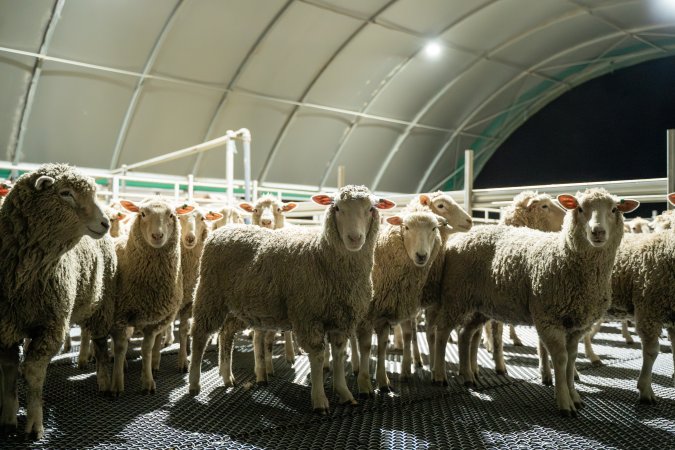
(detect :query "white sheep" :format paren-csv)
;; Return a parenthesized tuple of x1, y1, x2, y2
(212, 204, 244, 229)
(431, 188, 638, 416)
(627, 217, 652, 234)
(90, 198, 194, 396)
(651, 209, 675, 232)
(356, 211, 448, 396)
(0, 164, 113, 438)
(174, 207, 223, 372)
(189, 185, 395, 413)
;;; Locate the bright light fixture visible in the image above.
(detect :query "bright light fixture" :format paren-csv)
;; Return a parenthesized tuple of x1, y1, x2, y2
(424, 41, 442, 58)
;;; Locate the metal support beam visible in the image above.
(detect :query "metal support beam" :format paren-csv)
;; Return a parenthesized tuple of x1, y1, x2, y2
(242, 130, 252, 202)
(11, 0, 65, 166)
(110, 0, 184, 170)
(668, 129, 675, 210)
(226, 139, 236, 203)
(464, 150, 474, 214)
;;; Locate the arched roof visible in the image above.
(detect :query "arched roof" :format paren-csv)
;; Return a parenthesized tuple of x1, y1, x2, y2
(1, 0, 674, 194)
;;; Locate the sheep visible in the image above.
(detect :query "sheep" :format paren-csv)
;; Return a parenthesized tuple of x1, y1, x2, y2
(484, 191, 566, 372)
(189, 185, 395, 413)
(627, 217, 652, 234)
(651, 209, 675, 232)
(173, 207, 223, 372)
(430, 188, 638, 416)
(106, 207, 129, 238)
(606, 193, 675, 402)
(217, 195, 300, 381)
(212, 205, 244, 230)
(355, 211, 448, 396)
(0, 164, 113, 438)
(90, 198, 193, 397)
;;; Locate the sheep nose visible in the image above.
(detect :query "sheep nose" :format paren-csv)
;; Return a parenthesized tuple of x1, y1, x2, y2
(415, 252, 427, 263)
(101, 219, 110, 230)
(466, 218, 473, 225)
(261, 219, 272, 226)
(186, 234, 196, 244)
(591, 228, 606, 239)
(152, 232, 164, 241)
(348, 233, 363, 243)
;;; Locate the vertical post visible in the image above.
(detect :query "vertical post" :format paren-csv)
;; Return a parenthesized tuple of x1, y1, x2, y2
(464, 149, 474, 214)
(668, 129, 675, 210)
(226, 137, 236, 204)
(187, 174, 194, 202)
(252, 179, 259, 202)
(174, 182, 180, 201)
(337, 165, 345, 188)
(241, 129, 252, 203)
(112, 176, 120, 202)
(121, 164, 128, 194)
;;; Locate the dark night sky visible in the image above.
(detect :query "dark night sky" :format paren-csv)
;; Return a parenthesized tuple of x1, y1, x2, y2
(475, 55, 675, 217)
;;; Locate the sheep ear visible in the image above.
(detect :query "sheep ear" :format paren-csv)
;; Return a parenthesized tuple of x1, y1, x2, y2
(526, 198, 539, 210)
(386, 216, 403, 226)
(617, 199, 639, 213)
(312, 194, 333, 206)
(35, 175, 55, 191)
(667, 193, 675, 207)
(0, 184, 10, 196)
(175, 204, 195, 215)
(281, 202, 297, 212)
(374, 198, 396, 210)
(205, 211, 224, 221)
(419, 194, 431, 206)
(120, 200, 139, 213)
(557, 194, 578, 210)
(239, 202, 255, 213)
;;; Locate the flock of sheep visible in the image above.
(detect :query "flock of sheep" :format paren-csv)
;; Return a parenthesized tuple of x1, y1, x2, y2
(0, 163, 674, 440)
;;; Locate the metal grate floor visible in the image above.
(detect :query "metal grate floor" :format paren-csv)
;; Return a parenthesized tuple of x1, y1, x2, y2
(2, 322, 674, 449)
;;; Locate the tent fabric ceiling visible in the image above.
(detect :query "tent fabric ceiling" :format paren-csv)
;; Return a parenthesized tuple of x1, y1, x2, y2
(1, 0, 675, 194)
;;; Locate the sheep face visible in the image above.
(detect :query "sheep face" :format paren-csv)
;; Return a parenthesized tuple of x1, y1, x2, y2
(212, 206, 243, 229)
(529, 196, 566, 232)
(558, 191, 639, 248)
(387, 213, 445, 267)
(420, 193, 472, 232)
(629, 218, 651, 234)
(313, 188, 395, 252)
(120, 200, 194, 249)
(240, 196, 297, 229)
(32, 173, 110, 240)
(179, 209, 223, 249)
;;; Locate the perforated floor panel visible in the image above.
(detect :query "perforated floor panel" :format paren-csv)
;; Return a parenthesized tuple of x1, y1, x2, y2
(2, 322, 674, 449)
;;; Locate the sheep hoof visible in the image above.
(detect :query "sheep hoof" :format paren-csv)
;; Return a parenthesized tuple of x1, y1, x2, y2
(178, 365, 188, 374)
(77, 361, 88, 370)
(415, 362, 423, 369)
(189, 386, 200, 396)
(432, 379, 448, 387)
(379, 385, 392, 394)
(142, 387, 156, 395)
(313, 407, 329, 415)
(638, 396, 657, 405)
(591, 360, 603, 367)
(512, 341, 523, 347)
(340, 398, 358, 406)
(496, 369, 508, 376)
(559, 409, 572, 418)
(358, 391, 373, 399)
(574, 400, 586, 409)
(464, 380, 476, 388)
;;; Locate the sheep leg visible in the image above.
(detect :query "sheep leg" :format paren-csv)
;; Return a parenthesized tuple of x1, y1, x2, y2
(400, 320, 414, 381)
(253, 330, 268, 385)
(665, 327, 675, 387)
(188, 327, 210, 396)
(78, 328, 92, 369)
(622, 320, 634, 345)
(458, 314, 483, 386)
(218, 315, 242, 387)
(110, 328, 129, 397)
(323, 338, 331, 373)
(538, 327, 574, 417)
(392, 324, 404, 351)
(636, 327, 660, 405)
(374, 322, 392, 392)
(483, 322, 494, 353)
(0, 344, 20, 433)
(264, 330, 275, 376)
(583, 332, 602, 366)
(349, 332, 360, 375)
(91, 336, 111, 393)
(308, 347, 330, 414)
(356, 323, 374, 397)
(177, 304, 191, 373)
(427, 327, 436, 370)
(284, 331, 295, 365)
(411, 319, 423, 369)
(63, 330, 72, 353)
(537, 339, 552, 386)
(328, 332, 356, 405)
(140, 328, 159, 394)
(163, 314, 176, 348)
(509, 324, 523, 346)
(22, 328, 63, 439)
(432, 326, 452, 385)
(152, 331, 163, 373)
(566, 331, 584, 409)
(492, 321, 507, 376)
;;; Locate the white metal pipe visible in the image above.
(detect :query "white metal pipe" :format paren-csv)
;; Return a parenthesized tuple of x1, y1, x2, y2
(253, 180, 259, 202)
(464, 150, 474, 214)
(112, 176, 120, 202)
(242, 129, 252, 202)
(187, 174, 194, 202)
(226, 139, 236, 204)
(668, 129, 675, 209)
(174, 183, 180, 201)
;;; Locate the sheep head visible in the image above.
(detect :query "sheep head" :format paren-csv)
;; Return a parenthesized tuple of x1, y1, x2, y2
(387, 212, 447, 267)
(419, 192, 472, 232)
(179, 207, 223, 249)
(121, 199, 194, 249)
(240, 195, 297, 229)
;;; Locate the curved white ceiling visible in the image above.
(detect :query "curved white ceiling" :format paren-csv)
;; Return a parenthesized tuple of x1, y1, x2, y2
(1, 0, 675, 194)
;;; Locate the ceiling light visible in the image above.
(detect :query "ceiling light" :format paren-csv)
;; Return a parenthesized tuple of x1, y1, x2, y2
(424, 41, 442, 59)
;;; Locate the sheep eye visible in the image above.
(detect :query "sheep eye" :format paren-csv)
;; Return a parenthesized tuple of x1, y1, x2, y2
(542, 205, 548, 209)
(254, 208, 258, 213)
(433, 227, 437, 231)
(577, 207, 583, 213)
(405, 226, 409, 231)
(612, 207, 617, 214)
(141, 212, 146, 218)
(334, 205, 340, 212)
(437, 204, 444, 209)
(170, 214, 175, 219)
(59, 190, 72, 198)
